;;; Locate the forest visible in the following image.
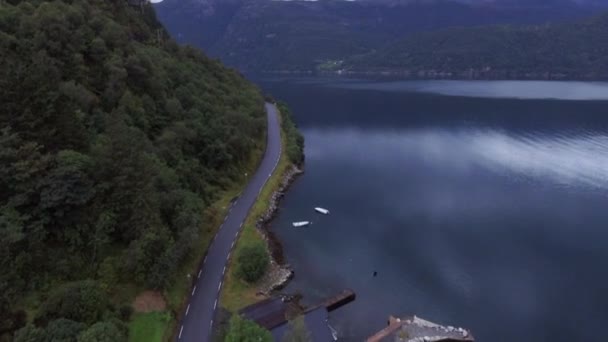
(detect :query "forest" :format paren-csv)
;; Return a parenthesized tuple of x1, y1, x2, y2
(0, 0, 267, 340)
(345, 11, 608, 79)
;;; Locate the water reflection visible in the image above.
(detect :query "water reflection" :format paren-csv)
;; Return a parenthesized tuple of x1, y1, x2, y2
(330, 80, 608, 100)
(262, 79, 608, 342)
(307, 127, 608, 191)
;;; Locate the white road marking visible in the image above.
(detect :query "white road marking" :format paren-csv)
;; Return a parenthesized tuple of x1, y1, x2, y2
(179, 326, 184, 339)
(235, 232, 239, 238)
(210, 320, 213, 328)
(192, 286, 197, 296)
(231, 240, 235, 249)
(204, 256, 207, 264)
(214, 299, 218, 310)
(239, 222, 243, 228)
(228, 251, 232, 259)
(186, 304, 190, 316)
(218, 281, 222, 291)
(223, 266, 226, 274)
(198, 270, 202, 278)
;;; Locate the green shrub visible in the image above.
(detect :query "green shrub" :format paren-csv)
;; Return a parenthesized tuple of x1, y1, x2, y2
(77, 321, 127, 342)
(224, 315, 271, 342)
(236, 243, 269, 283)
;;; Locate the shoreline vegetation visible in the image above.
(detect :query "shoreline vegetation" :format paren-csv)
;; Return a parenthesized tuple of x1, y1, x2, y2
(217, 103, 304, 338)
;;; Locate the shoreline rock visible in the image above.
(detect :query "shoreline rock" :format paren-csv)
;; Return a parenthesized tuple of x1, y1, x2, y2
(255, 164, 303, 295)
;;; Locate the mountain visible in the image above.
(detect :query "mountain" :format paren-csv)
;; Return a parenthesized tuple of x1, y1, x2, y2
(153, 0, 607, 72)
(343, 11, 608, 79)
(0, 0, 265, 339)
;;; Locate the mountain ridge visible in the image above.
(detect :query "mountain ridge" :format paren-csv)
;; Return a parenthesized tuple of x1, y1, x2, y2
(154, 0, 607, 72)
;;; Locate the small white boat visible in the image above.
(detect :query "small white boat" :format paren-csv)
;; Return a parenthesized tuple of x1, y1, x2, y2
(314, 207, 330, 215)
(292, 221, 311, 227)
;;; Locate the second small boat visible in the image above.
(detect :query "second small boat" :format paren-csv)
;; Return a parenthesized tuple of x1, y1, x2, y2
(292, 221, 311, 227)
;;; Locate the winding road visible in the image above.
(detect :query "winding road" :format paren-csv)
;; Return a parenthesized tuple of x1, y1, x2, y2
(176, 103, 282, 342)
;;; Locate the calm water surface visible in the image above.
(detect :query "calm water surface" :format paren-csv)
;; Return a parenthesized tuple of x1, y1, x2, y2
(260, 79, 608, 341)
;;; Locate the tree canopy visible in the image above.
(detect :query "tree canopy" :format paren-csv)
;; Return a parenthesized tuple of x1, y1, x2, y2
(236, 242, 270, 283)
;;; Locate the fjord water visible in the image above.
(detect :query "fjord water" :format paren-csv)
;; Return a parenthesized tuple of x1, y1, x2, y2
(261, 79, 608, 341)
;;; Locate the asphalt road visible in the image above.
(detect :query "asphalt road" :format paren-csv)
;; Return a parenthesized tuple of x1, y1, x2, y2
(176, 103, 282, 342)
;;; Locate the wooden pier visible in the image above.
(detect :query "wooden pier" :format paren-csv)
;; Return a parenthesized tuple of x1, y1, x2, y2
(323, 289, 356, 312)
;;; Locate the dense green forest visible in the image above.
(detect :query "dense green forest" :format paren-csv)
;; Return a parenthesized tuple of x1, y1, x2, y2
(0, 0, 266, 340)
(344, 12, 608, 79)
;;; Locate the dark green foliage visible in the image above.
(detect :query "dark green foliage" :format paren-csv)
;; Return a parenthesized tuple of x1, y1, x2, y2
(346, 12, 608, 79)
(13, 325, 45, 342)
(224, 315, 272, 342)
(0, 298, 26, 336)
(236, 243, 269, 283)
(282, 316, 312, 342)
(76, 321, 127, 342)
(14, 319, 124, 342)
(0, 0, 266, 339)
(35, 281, 111, 326)
(278, 103, 304, 165)
(45, 319, 87, 342)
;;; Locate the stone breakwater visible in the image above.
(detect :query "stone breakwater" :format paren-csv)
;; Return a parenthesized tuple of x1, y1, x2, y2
(256, 164, 303, 295)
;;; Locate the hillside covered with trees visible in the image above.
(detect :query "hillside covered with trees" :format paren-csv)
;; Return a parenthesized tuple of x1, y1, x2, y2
(0, 0, 267, 340)
(344, 11, 608, 79)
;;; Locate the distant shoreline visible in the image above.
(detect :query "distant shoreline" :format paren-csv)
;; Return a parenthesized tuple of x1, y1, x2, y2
(252, 69, 608, 82)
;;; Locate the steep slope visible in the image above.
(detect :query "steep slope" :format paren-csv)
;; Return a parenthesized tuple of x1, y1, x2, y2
(344, 12, 608, 79)
(0, 0, 265, 339)
(154, 0, 605, 72)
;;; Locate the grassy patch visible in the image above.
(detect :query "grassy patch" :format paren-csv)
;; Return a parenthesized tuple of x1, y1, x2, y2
(129, 312, 172, 342)
(220, 116, 292, 312)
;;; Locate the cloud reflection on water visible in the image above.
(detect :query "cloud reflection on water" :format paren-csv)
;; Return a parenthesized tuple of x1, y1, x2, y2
(306, 127, 608, 192)
(330, 80, 608, 100)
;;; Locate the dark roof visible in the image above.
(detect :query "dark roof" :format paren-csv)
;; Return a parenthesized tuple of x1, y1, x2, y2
(239, 297, 288, 330)
(271, 307, 333, 342)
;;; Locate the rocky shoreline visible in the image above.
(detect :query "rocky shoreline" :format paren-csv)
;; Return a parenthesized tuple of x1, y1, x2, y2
(256, 164, 304, 295)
